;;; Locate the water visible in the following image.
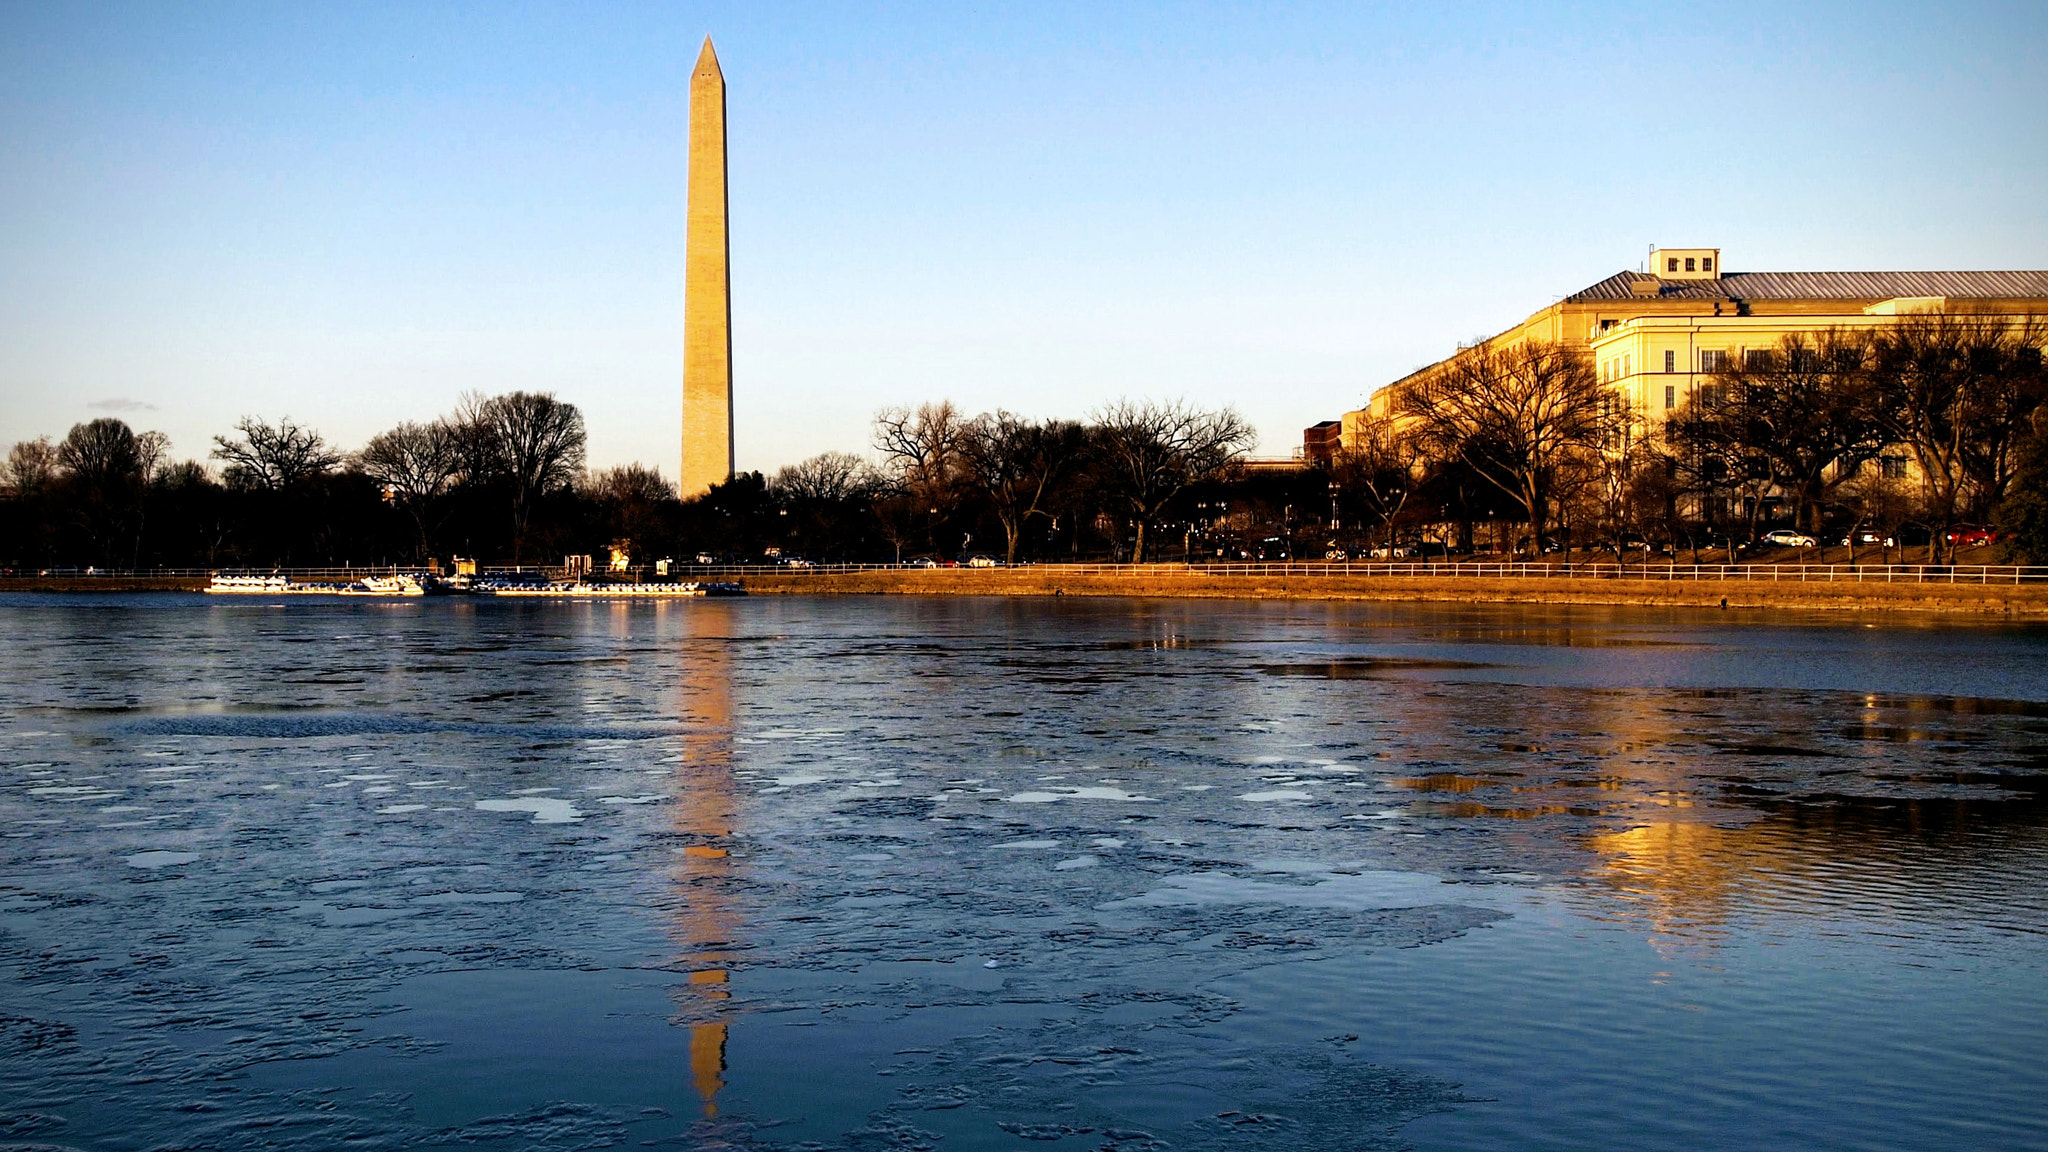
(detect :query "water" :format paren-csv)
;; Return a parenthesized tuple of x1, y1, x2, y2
(2, 593, 2045, 1150)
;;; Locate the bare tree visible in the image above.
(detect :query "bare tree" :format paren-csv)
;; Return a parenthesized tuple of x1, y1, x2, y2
(1090, 399, 1255, 563)
(872, 401, 966, 552)
(135, 432, 171, 483)
(210, 417, 340, 492)
(1557, 400, 1650, 561)
(582, 464, 676, 565)
(4, 437, 60, 495)
(1398, 340, 1611, 552)
(1997, 407, 2048, 563)
(771, 452, 879, 505)
(1331, 409, 1422, 553)
(585, 463, 677, 504)
(959, 412, 1086, 565)
(56, 418, 155, 564)
(358, 421, 462, 561)
(1691, 330, 1887, 535)
(478, 392, 586, 560)
(446, 389, 506, 484)
(1872, 312, 2046, 561)
(60, 418, 148, 487)
(1836, 456, 1917, 564)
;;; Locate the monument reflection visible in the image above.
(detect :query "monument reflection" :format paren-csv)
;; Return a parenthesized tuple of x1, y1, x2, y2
(667, 601, 741, 1116)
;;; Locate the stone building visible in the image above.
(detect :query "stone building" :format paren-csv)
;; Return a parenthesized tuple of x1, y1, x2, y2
(1339, 250, 2048, 443)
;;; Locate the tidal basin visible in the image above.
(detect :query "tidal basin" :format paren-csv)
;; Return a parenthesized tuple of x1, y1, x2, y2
(2, 595, 2046, 1151)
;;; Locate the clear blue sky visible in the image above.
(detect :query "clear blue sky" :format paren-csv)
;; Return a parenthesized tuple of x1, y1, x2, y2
(3, 1, 2044, 474)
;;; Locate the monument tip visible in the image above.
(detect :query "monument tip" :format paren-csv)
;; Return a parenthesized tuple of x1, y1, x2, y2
(695, 36, 720, 73)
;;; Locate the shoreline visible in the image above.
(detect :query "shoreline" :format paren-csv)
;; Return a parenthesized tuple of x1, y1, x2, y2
(4, 570, 2044, 616)
(734, 569, 2048, 616)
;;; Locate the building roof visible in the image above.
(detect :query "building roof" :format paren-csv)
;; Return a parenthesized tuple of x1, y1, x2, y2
(1564, 269, 2048, 303)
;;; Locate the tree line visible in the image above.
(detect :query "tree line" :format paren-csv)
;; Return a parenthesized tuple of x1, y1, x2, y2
(1365, 310, 2048, 563)
(4, 308, 2042, 571)
(0, 393, 1265, 570)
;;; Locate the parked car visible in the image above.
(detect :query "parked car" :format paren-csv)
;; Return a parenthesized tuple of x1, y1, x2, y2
(965, 554, 1001, 568)
(1946, 526, 1998, 547)
(1366, 544, 1413, 559)
(1839, 530, 1895, 547)
(1761, 529, 1819, 548)
(903, 556, 940, 569)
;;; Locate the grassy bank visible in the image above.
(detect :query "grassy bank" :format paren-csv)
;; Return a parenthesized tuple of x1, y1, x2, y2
(736, 568, 2048, 616)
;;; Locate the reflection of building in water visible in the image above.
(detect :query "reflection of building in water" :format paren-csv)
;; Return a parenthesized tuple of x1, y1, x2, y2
(668, 601, 741, 1116)
(1585, 821, 1751, 948)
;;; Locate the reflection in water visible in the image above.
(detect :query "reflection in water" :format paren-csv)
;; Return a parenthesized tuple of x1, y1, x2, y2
(6, 597, 2048, 1151)
(670, 603, 739, 1117)
(1586, 791, 2048, 954)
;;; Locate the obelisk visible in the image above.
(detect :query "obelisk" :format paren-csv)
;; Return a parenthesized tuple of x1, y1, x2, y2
(681, 36, 732, 499)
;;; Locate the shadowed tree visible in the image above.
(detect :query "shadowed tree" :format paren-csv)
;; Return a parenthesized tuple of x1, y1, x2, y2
(872, 401, 966, 553)
(583, 464, 678, 564)
(1330, 409, 1423, 553)
(771, 452, 883, 560)
(357, 421, 461, 562)
(1090, 399, 1255, 563)
(478, 391, 586, 561)
(1997, 407, 2048, 563)
(210, 417, 339, 492)
(771, 451, 877, 504)
(1690, 330, 1887, 536)
(57, 418, 156, 565)
(1398, 340, 1611, 553)
(959, 411, 1086, 565)
(6, 437, 60, 495)
(1873, 312, 2047, 561)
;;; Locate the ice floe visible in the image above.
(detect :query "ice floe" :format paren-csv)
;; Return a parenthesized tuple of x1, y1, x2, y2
(123, 850, 198, 868)
(1110, 869, 1481, 911)
(1003, 786, 1155, 803)
(475, 797, 583, 823)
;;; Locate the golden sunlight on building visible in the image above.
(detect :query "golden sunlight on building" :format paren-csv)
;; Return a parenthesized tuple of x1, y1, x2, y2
(1341, 251, 2048, 441)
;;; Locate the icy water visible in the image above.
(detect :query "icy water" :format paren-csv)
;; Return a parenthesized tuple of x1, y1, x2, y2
(2, 594, 2047, 1152)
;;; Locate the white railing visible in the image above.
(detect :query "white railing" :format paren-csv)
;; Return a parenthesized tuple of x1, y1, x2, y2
(6, 562, 2044, 586)
(1, 565, 558, 581)
(666, 561, 2048, 585)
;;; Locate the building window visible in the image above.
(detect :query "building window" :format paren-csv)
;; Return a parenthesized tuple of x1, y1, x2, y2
(1701, 349, 1728, 373)
(1665, 385, 1676, 409)
(1701, 257, 1713, 272)
(1746, 349, 1775, 370)
(1880, 456, 1908, 480)
(1664, 350, 1676, 373)
(1667, 258, 1680, 272)
(1622, 354, 1632, 377)
(1685, 257, 1696, 271)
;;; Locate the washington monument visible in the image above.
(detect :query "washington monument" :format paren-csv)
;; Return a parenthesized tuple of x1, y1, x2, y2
(681, 36, 732, 499)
